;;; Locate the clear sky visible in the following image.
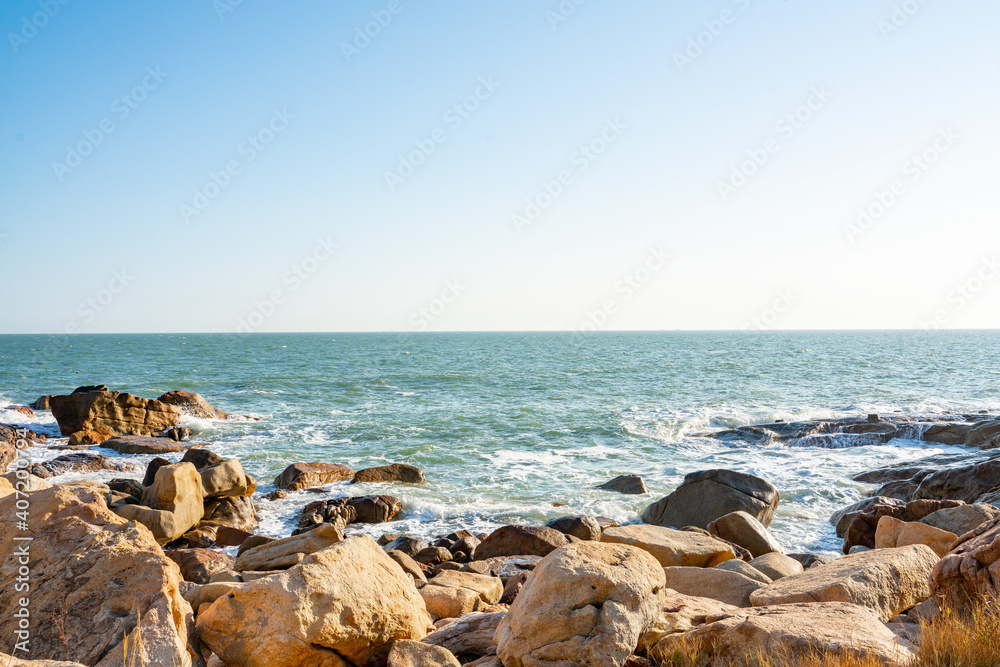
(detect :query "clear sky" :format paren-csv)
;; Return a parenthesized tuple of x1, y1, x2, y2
(1, 1, 997, 333)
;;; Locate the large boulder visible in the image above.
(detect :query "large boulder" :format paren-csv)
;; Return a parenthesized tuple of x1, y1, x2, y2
(842, 498, 964, 553)
(200, 458, 253, 499)
(49, 389, 181, 437)
(914, 458, 1000, 503)
(749, 545, 939, 621)
(0, 481, 192, 666)
(875, 516, 957, 557)
(274, 461, 355, 490)
(707, 511, 782, 558)
(600, 524, 735, 567)
(156, 390, 229, 419)
(474, 525, 569, 560)
(930, 516, 1000, 614)
(641, 469, 779, 529)
(545, 515, 602, 541)
(141, 462, 205, 529)
(495, 542, 666, 667)
(648, 602, 914, 665)
(419, 571, 503, 619)
(353, 463, 426, 484)
(746, 552, 803, 581)
(662, 567, 765, 607)
(196, 535, 433, 667)
(234, 523, 343, 571)
(921, 503, 1000, 536)
(100, 436, 194, 455)
(637, 589, 738, 653)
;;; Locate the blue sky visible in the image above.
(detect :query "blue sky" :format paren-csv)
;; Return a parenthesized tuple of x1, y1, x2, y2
(1, 0, 997, 333)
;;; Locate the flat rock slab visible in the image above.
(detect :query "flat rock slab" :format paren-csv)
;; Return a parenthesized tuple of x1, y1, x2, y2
(273, 461, 354, 490)
(601, 524, 735, 567)
(100, 435, 200, 455)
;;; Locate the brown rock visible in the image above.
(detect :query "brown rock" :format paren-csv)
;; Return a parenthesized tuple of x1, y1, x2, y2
(663, 566, 766, 607)
(67, 425, 115, 446)
(3, 405, 35, 418)
(830, 496, 904, 538)
(747, 552, 803, 581)
(386, 549, 428, 582)
(420, 571, 504, 619)
(474, 525, 569, 560)
(202, 495, 258, 531)
(921, 502, 1000, 537)
(273, 461, 354, 490)
(875, 516, 957, 557)
(422, 610, 505, 658)
(641, 469, 780, 530)
(181, 448, 226, 470)
(388, 640, 460, 667)
(638, 589, 739, 653)
(100, 435, 195, 455)
(234, 523, 343, 571)
(597, 474, 648, 495)
(843, 498, 965, 553)
(545, 515, 602, 541)
(50, 389, 181, 437)
(914, 458, 1000, 503)
(707, 510, 782, 558)
(30, 452, 138, 478)
(353, 463, 427, 484)
(156, 390, 229, 419)
(600, 524, 735, 567)
(29, 394, 54, 410)
(165, 548, 236, 584)
(200, 458, 252, 499)
(930, 516, 1000, 614)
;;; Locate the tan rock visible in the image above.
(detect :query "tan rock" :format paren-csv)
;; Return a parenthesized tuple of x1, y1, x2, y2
(714, 558, 773, 585)
(156, 390, 229, 419)
(421, 611, 504, 657)
(234, 523, 343, 571)
(930, 516, 1000, 614)
(638, 589, 738, 653)
(68, 425, 115, 446)
(600, 524, 735, 567)
(662, 566, 765, 607)
(114, 504, 191, 545)
(274, 461, 355, 490)
(165, 548, 236, 584)
(474, 525, 569, 560)
(420, 571, 503, 619)
(495, 542, 666, 667)
(197, 535, 433, 667)
(0, 477, 14, 499)
(747, 552, 803, 581)
(49, 389, 181, 436)
(921, 503, 1000, 537)
(183, 581, 245, 611)
(875, 515, 957, 557)
(200, 458, 251, 498)
(0, 651, 88, 666)
(388, 640, 460, 667)
(707, 510, 782, 558)
(0, 481, 192, 666)
(749, 545, 939, 621)
(139, 461, 204, 539)
(649, 602, 914, 665)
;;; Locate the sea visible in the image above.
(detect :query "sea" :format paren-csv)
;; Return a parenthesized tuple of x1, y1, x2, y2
(2, 330, 999, 555)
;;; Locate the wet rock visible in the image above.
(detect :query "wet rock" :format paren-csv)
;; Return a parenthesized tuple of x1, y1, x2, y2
(100, 435, 195, 455)
(181, 448, 225, 470)
(474, 525, 569, 560)
(30, 452, 138, 478)
(263, 488, 287, 501)
(914, 457, 1000, 503)
(3, 405, 35, 418)
(597, 474, 647, 495)
(273, 461, 354, 490)
(156, 390, 229, 420)
(50, 389, 181, 437)
(545, 515, 602, 541)
(463, 555, 541, 581)
(67, 426, 116, 446)
(601, 524, 735, 567)
(30, 394, 54, 410)
(107, 477, 144, 499)
(642, 469, 780, 530)
(201, 495, 258, 531)
(165, 426, 192, 441)
(352, 463, 426, 484)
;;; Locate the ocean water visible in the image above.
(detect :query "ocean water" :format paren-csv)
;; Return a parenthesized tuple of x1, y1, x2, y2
(2, 330, 999, 555)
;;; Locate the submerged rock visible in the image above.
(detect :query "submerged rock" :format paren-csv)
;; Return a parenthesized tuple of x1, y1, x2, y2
(353, 463, 427, 484)
(597, 474, 648, 495)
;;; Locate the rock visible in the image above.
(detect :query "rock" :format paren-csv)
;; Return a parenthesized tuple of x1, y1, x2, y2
(648, 602, 914, 665)
(496, 542, 665, 667)
(3, 405, 35, 418)
(545, 515, 602, 541)
(234, 523, 343, 571)
(141, 462, 205, 526)
(843, 498, 965, 553)
(50, 389, 181, 437)
(416, 546, 454, 566)
(387, 549, 428, 582)
(641, 469, 780, 530)
(156, 390, 229, 419)
(662, 566, 766, 607)
(930, 516, 1000, 614)
(420, 570, 504, 619)
(908, 597, 941, 624)
(264, 489, 288, 501)
(385, 535, 430, 557)
(197, 535, 433, 667)
(707, 510, 782, 558)
(597, 474, 647, 495)
(201, 495, 258, 531)
(67, 425, 115, 446)
(474, 525, 569, 560)
(0, 653, 87, 666)
(922, 503, 1000, 537)
(747, 552, 803, 581)
(165, 548, 236, 584)
(388, 640, 460, 667)
(299, 495, 401, 531)
(237, 534, 275, 556)
(715, 559, 772, 584)
(600, 524, 735, 567)
(830, 496, 904, 538)
(638, 589, 738, 653)
(353, 463, 427, 484)
(181, 448, 226, 470)
(501, 571, 529, 603)
(451, 534, 481, 556)
(914, 458, 1000, 503)
(0, 481, 193, 665)
(165, 426, 192, 441)
(422, 610, 504, 658)
(200, 458, 252, 498)
(351, 495, 402, 523)
(787, 552, 834, 569)
(143, 457, 171, 486)
(273, 461, 354, 490)
(100, 436, 194, 455)
(875, 516, 957, 557)
(463, 555, 541, 581)
(30, 452, 138, 477)
(3, 471, 50, 492)
(30, 394, 54, 410)
(750, 544, 940, 621)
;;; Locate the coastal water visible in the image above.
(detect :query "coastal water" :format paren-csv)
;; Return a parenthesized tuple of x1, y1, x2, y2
(2, 331, 999, 555)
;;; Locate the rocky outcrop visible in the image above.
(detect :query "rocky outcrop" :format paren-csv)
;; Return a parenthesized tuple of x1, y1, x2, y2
(930, 516, 1000, 614)
(922, 503, 1000, 536)
(0, 481, 193, 666)
(597, 474, 647, 495)
(197, 535, 432, 667)
(648, 602, 914, 665)
(50, 389, 182, 437)
(914, 458, 1000, 503)
(156, 390, 229, 419)
(495, 542, 665, 667)
(273, 461, 354, 490)
(875, 516, 957, 557)
(842, 498, 964, 553)
(707, 511, 782, 558)
(641, 469, 779, 530)
(234, 523, 343, 571)
(353, 463, 426, 484)
(600, 524, 735, 567)
(474, 525, 569, 560)
(749, 545, 939, 621)
(298, 495, 402, 533)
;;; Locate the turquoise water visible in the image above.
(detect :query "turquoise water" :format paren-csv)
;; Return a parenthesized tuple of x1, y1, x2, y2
(2, 331, 999, 554)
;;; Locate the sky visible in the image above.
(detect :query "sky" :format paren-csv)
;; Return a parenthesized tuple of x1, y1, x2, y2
(0, 0, 998, 333)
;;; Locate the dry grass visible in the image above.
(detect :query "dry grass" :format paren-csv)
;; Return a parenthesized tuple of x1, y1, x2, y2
(654, 598, 1000, 667)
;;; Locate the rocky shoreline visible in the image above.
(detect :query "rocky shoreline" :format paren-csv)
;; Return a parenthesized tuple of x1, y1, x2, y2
(2, 387, 1000, 666)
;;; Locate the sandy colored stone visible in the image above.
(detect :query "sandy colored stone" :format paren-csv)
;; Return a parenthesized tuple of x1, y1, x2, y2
(600, 524, 735, 567)
(421, 611, 504, 657)
(50, 389, 181, 436)
(495, 542, 666, 667)
(637, 589, 739, 653)
(749, 544, 939, 621)
(420, 571, 503, 619)
(0, 653, 87, 666)
(200, 458, 251, 498)
(114, 504, 191, 545)
(0, 481, 192, 666)
(353, 463, 426, 484)
(921, 503, 1000, 537)
(234, 523, 343, 571)
(708, 510, 782, 558)
(662, 567, 766, 607)
(197, 535, 433, 667)
(747, 552, 803, 581)
(930, 516, 1000, 614)
(388, 640, 460, 667)
(650, 602, 914, 665)
(875, 515, 957, 557)
(714, 558, 773, 585)
(274, 461, 355, 490)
